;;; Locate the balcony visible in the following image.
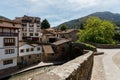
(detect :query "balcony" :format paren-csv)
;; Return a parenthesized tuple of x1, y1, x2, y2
(0, 32, 18, 36)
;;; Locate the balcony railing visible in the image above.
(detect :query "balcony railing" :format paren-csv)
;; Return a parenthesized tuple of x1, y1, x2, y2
(0, 32, 18, 36)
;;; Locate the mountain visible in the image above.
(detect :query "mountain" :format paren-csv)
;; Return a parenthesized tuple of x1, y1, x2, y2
(0, 16, 10, 20)
(57, 11, 120, 29)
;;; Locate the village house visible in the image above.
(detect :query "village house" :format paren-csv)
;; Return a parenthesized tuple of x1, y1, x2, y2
(42, 45, 55, 62)
(58, 29, 78, 41)
(14, 15, 42, 42)
(0, 18, 20, 73)
(18, 42, 42, 66)
(41, 28, 78, 43)
(41, 28, 58, 43)
(51, 39, 71, 60)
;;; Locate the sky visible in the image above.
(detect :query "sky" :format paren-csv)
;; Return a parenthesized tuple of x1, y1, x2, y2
(0, 0, 120, 27)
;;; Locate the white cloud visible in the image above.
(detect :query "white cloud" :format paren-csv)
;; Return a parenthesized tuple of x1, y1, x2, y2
(0, 0, 120, 26)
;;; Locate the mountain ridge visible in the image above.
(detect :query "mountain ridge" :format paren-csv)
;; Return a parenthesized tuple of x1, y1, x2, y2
(57, 11, 120, 29)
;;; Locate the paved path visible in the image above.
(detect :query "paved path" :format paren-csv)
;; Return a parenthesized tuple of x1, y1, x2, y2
(97, 49, 120, 80)
(12, 61, 64, 75)
(0, 61, 64, 79)
(91, 55, 105, 80)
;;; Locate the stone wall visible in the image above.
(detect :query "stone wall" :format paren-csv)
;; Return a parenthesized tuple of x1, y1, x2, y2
(90, 43, 120, 49)
(33, 51, 93, 80)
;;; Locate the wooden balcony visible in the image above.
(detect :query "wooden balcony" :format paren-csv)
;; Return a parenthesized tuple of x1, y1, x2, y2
(0, 32, 18, 36)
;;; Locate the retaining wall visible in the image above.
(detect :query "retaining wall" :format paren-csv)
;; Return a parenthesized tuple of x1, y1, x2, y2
(90, 43, 120, 49)
(33, 51, 93, 80)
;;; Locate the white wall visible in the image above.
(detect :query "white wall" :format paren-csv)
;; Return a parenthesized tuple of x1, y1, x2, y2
(0, 37, 3, 47)
(27, 23, 29, 36)
(0, 48, 17, 60)
(34, 46, 42, 54)
(19, 28, 23, 41)
(0, 58, 17, 70)
(0, 36, 18, 70)
(19, 44, 42, 56)
(23, 23, 42, 37)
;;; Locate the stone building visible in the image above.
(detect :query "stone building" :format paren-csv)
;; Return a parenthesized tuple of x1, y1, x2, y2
(58, 29, 78, 41)
(51, 39, 71, 60)
(42, 45, 55, 62)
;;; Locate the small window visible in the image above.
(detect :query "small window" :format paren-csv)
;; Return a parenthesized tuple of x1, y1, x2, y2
(21, 57, 24, 60)
(31, 48, 34, 51)
(3, 59, 13, 65)
(20, 49, 24, 53)
(30, 33, 33, 36)
(37, 54, 39, 57)
(37, 47, 40, 51)
(26, 48, 29, 52)
(5, 49, 14, 54)
(35, 33, 38, 36)
(29, 55, 31, 59)
(13, 24, 15, 26)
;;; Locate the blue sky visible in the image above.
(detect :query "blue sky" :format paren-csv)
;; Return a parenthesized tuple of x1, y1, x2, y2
(0, 0, 120, 27)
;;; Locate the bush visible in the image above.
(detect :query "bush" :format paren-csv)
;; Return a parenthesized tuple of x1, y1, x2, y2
(85, 43, 96, 51)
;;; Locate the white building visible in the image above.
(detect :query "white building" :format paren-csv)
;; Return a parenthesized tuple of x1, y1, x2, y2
(14, 15, 42, 42)
(0, 19, 20, 70)
(18, 42, 42, 65)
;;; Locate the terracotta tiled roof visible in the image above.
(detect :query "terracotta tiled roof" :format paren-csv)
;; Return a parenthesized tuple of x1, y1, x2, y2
(19, 42, 40, 47)
(19, 42, 27, 47)
(43, 45, 54, 54)
(51, 39, 71, 46)
(31, 44, 39, 47)
(59, 29, 77, 34)
(0, 23, 20, 29)
(0, 18, 21, 24)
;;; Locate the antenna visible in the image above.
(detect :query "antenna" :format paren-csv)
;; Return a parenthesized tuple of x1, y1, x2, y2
(26, 7, 29, 15)
(24, 4, 29, 16)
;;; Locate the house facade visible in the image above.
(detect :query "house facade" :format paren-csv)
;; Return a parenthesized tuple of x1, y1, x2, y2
(18, 42, 42, 65)
(14, 15, 42, 42)
(0, 19, 20, 70)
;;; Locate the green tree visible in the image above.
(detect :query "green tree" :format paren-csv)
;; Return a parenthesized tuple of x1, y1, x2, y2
(60, 25, 67, 31)
(77, 17, 116, 44)
(41, 19, 50, 29)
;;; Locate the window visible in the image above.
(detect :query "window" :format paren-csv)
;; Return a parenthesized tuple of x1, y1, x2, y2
(29, 28, 34, 32)
(29, 24, 33, 27)
(23, 33, 27, 36)
(5, 49, 15, 54)
(22, 28, 27, 31)
(21, 57, 24, 60)
(4, 38, 15, 46)
(20, 49, 24, 53)
(37, 28, 40, 32)
(35, 33, 38, 36)
(29, 55, 31, 59)
(37, 47, 40, 51)
(30, 33, 33, 36)
(26, 48, 29, 52)
(31, 48, 34, 51)
(62, 47, 65, 52)
(37, 24, 40, 27)
(22, 24, 27, 26)
(37, 54, 39, 57)
(13, 24, 15, 26)
(3, 59, 13, 65)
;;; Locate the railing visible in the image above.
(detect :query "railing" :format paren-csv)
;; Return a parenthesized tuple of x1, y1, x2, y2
(0, 32, 18, 36)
